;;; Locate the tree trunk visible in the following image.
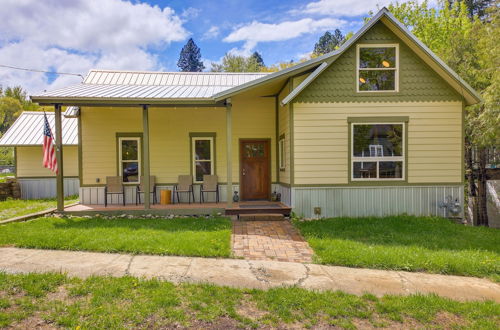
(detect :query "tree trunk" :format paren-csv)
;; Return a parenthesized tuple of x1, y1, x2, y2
(476, 148, 489, 226)
(464, 139, 477, 224)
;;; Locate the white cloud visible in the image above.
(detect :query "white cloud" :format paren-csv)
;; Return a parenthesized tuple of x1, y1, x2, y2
(181, 7, 201, 20)
(295, 0, 439, 17)
(0, 0, 188, 93)
(202, 26, 220, 40)
(223, 17, 345, 56)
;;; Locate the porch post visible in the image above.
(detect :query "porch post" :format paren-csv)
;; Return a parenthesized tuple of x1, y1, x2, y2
(142, 104, 151, 209)
(226, 98, 233, 207)
(54, 104, 64, 211)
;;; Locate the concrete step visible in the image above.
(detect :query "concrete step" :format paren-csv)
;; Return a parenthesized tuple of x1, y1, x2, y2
(239, 213, 285, 221)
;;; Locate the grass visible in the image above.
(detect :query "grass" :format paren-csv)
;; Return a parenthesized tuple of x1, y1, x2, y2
(0, 216, 232, 257)
(294, 215, 500, 279)
(0, 196, 78, 221)
(0, 272, 498, 329)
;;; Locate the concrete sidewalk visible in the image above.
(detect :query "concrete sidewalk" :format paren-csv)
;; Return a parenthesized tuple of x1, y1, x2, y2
(0, 247, 498, 302)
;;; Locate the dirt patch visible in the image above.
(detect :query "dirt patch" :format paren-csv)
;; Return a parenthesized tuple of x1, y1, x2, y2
(10, 313, 58, 330)
(236, 296, 268, 320)
(433, 311, 468, 328)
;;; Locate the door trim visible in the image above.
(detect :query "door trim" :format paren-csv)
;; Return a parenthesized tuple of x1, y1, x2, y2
(239, 138, 272, 201)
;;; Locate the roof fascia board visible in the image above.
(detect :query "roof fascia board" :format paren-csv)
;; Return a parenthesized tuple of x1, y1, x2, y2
(281, 62, 329, 105)
(31, 98, 224, 107)
(380, 12, 482, 105)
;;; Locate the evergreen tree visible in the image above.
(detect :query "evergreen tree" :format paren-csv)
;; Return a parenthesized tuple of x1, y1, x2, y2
(313, 29, 345, 55)
(250, 51, 265, 67)
(446, 0, 494, 20)
(177, 38, 205, 72)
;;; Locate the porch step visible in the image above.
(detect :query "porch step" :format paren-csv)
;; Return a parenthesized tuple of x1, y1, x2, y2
(239, 213, 285, 221)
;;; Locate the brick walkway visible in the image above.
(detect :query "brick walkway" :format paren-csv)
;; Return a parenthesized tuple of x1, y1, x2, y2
(232, 220, 314, 263)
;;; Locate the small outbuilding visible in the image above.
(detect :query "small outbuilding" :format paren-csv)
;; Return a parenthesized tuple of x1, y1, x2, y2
(0, 111, 79, 199)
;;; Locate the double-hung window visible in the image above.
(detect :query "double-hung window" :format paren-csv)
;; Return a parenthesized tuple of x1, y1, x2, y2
(351, 122, 405, 180)
(118, 137, 141, 183)
(192, 136, 214, 183)
(357, 44, 398, 92)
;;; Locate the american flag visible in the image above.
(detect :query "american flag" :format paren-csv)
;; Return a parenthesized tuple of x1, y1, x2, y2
(43, 113, 58, 173)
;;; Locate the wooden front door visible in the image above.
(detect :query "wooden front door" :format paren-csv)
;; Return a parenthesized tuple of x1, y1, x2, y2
(240, 139, 271, 200)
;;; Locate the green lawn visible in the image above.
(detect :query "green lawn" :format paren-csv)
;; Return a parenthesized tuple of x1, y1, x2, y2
(294, 216, 500, 279)
(0, 197, 78, 221)
(0, 216, 231, 257)
(0, 173, 13, 183)
(0, 272, 498, 329)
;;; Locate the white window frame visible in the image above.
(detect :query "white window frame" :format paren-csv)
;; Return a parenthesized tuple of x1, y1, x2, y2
(356, 44, 399, 93)
(279, 136, 286, 170)
(118, 136, 141, 184)
(351, 122, 405, 181)
(192, 136, 214, 183)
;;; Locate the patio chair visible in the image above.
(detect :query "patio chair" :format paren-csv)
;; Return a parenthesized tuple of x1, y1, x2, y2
(104, 176, 125, 207)
(136, 175, 157, 205)
(200, 175, 219, 203)
(174, 175, 195, 204)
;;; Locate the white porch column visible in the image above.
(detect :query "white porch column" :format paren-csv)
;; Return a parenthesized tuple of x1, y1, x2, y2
(54, 104, 64, 211)
(226, 98, 233, 207)
(142, 105, 151, 209)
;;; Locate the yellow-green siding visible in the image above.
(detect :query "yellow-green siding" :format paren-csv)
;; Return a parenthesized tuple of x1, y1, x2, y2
(16, 146, 78, 177)
(80, 95, 276, 185)
(293, 101, 463, 185)
(278, 81, 291, 184)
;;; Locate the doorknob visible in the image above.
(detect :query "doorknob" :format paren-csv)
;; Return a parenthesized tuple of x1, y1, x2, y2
(242, 169, 246, 176)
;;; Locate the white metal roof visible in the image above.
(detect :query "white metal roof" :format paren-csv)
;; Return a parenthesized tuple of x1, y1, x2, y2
(31, 70, 269, 102)
(0, 111, 78, 146)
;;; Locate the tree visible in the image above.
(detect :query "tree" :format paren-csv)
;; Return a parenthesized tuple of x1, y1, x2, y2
(386, 1, 499, 226)
(210, 53, 261, 72)
(446, 0, 495, 20)
(177, 38, 205, 72)
(0, 97, 23, 135)
(250, 51, 265, 67)
(313, 29, 345, 55)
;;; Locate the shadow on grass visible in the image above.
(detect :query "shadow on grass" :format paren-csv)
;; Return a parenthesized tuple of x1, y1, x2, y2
(294, 215, 500, 254)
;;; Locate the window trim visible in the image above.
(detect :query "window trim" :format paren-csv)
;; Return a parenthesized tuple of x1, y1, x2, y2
(278, 134, 286, 171)
(350, 122, 405, 182)
(118, 136, 141, 184)
(191, 135, 215, 183)
(356, 44, 399, 93)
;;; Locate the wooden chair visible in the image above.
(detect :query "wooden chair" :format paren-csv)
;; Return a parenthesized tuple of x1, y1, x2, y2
(104, 176, 125, 207)
(136, 175, 157, 205)
(200, 175, 219, 203)
(174, 175, 195, 204)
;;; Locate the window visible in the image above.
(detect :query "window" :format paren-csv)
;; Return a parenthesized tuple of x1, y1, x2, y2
(279, 136, 286, 170)
(357, 44, 398, 92)
(192, 136, 214, 183)
(118, 137, 141, 183)
(351, 123, 404, 180)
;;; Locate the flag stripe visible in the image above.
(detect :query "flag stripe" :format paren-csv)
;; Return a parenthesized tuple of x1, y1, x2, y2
(43, 113, 58, 174)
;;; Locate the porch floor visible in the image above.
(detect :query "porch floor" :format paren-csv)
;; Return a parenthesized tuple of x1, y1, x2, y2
(63, 201, 291, 217)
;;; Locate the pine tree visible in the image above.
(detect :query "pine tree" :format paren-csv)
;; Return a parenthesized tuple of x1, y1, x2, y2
(177, 38, 205, 72)
(313, 29, 345, 56)
(250, 51, 265, 67)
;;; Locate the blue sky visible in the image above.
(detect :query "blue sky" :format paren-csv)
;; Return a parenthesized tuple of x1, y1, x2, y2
(0, 0, 431, 93)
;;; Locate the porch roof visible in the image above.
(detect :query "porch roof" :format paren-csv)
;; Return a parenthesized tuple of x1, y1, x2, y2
(31, 70, 270, 105)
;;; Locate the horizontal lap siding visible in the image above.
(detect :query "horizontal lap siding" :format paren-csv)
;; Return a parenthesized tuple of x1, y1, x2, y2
(81, 96, 275, 185)
(293, 102, 462, 185)
(17, 146, 78, 177)
(278, 81, 291, 184)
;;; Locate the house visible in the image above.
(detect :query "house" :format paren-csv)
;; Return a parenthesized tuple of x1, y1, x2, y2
(30, 8, 480, 218)
(0, 111, 79, 199)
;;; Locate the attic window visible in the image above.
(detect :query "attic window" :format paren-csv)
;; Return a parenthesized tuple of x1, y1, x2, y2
(357, 44, 398, 92)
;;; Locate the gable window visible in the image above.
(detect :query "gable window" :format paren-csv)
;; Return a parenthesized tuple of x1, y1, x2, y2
(357, 44, 398, 92)
(351, 123, 404, 180)
(192, 136, 214, 183)
(118, 137, 141, 183)
(278, 135, 286, 170)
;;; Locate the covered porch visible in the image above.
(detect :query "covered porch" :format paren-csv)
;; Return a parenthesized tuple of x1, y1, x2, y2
(31, 71, 295, 213)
